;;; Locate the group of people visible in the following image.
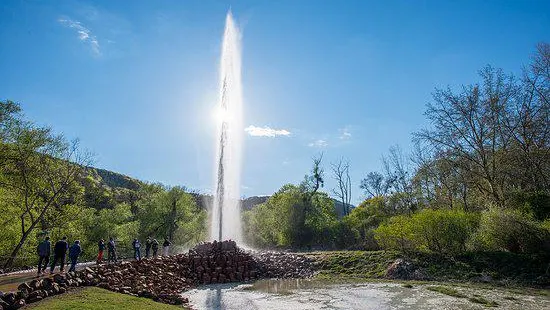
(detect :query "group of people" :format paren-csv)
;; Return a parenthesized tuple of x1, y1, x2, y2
(36, 236, 82, 275)
(128, 237, 172, 261)
(37, 236, 172, 275)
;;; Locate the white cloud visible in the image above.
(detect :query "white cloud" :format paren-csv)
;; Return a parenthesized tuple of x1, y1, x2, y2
(339, 126, 352, 140)
(58, 17, 100, 56)
(245, 125, 291, 137)
(308, 139, 328, 148)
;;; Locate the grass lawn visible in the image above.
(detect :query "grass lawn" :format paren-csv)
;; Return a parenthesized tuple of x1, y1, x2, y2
(25, 287, 186, 310)
(306, 250, 549, 287)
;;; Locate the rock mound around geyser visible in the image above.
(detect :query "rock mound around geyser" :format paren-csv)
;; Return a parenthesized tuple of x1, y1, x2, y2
(0, 241, 317, 308)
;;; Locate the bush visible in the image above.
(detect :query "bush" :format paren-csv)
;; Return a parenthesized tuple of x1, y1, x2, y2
(472, 208, 550, 254)
(374, 215, 415, 252)
(510, 191, 550, 221)
(374, 209, 478, 255)
(413, 209, 478, 254)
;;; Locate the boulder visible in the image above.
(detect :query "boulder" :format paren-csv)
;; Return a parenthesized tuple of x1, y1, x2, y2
(2, 292, 15, 305)
(15, 283, 30, 293)
(26, 291, 44, 303)
(385, 258, 426, 280)
(10, 299, 25, 309)
(53, 274, 66, 284)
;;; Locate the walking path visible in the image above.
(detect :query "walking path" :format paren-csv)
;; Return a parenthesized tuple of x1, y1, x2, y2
(0, 261, 95, 292)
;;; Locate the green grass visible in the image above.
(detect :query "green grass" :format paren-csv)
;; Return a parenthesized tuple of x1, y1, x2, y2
(426, 285, 501, 307)
(309, 250, 401, 279)
(468, 296, 499, 307)
(402, 283, 413, 288)
(426, 286, 468, 298)
(306, 250, 549, 287)
(25, 287, 185, 310)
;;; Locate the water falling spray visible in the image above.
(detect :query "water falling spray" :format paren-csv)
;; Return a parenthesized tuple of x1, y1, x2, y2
(211, 11, 243, 242)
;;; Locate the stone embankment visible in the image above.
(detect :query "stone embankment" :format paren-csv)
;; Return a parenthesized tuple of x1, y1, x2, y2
(0, 241, 317, 309)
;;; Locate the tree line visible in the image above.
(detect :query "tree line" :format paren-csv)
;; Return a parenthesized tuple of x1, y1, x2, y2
(243, 43, 550, 255)
(0, 102, 207, 269)
(1, 43, 548, 269)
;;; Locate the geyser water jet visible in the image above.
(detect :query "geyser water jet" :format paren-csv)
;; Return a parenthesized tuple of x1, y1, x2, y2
(211, 11, 243, 242)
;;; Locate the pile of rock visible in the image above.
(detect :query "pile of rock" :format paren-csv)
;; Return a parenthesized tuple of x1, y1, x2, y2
(0, 274, 68, 309)
(253, 251, 318, 278)
(189, 240, 259, 284)
(0, 241, 318, 309)
(93, 258, 192, 305)
(385, 258, 427, 280)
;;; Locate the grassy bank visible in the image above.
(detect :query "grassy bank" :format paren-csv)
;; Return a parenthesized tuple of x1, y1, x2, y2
(306, 250, 550, 287)
(24, 287, 185, 310)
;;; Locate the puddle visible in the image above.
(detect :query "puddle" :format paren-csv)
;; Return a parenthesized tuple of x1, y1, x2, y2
(182, 280, 550, 310)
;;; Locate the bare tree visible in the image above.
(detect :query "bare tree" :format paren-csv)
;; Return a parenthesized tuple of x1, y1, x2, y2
(360, 171, 388, 197)
(331, 158, 352, 216)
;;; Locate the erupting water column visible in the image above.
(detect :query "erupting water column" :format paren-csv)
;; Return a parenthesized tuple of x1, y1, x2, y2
(211, 12, 243, 242)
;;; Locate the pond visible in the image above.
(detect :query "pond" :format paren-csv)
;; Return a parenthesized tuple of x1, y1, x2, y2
(182, 278, 549, 310)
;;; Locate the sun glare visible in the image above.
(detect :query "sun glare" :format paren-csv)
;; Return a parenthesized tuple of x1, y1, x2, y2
(214, 106, 232, 123)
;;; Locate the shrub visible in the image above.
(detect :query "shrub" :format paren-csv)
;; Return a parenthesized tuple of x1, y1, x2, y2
(374, 209, 478, 255)
(510, 191, 550, 221)
(374, 215, 415, 252)
(412, 209, 478, 254)
(472, 208, 550, 254)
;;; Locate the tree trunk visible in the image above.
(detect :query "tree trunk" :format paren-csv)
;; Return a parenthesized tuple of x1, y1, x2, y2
(3, 223, 35, 269)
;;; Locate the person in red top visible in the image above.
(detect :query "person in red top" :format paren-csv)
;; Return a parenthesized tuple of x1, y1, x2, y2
(97, 239, 105, 264)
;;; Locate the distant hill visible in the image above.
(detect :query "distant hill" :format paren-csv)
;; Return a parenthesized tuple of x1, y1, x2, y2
(332, 199, 355, 217)
(190, 195, 269, 211)
(80, 167, 354, 216)
(80, 166, 143, 210)
(90, 167, 142, 191)
(242, 196, 269, 210)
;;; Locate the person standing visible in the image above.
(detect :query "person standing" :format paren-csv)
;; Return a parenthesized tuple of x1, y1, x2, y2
(151, 239, 159, 258)
(145, 237, 152, 258)
(97, 239, 105, 264)
(36, 236, 51, 275)
(132, 238, 141, 260)
(162, 238, 171, 256)
(107, 237, 117, 263)
(68, 240, 82, 272)
(50, 236, 68, 274)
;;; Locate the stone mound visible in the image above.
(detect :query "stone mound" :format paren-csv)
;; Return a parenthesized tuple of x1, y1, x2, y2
(0, 241, 317, 308)
(253, 251, 318, 279)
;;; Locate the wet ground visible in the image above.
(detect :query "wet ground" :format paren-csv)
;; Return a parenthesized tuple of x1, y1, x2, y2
(183, 279, 550, 310)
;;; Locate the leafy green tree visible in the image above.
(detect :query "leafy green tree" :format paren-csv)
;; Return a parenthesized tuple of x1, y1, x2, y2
(374, 209, 478, 255)
(0, 100, 91, 268)
(135, 185, 206, 247)
(472, 208, 550, 253)
(343, 196, 388, 249)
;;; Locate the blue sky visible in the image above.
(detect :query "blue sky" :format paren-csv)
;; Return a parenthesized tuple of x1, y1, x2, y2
(1, 0, 549, 203)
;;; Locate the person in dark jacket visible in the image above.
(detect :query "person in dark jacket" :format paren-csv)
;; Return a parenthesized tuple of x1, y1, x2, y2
(145, 237, 152, 258)
(132, 238, 141, 260)
(36, 236, 51, 275)
(151, 239, 159, 258)
(68, 240, 82, 272)
(97, 239, 105, 264)
(50, 236, 69, 273)
(162, 238, 171, 256)
(107, 237, 117, 263)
